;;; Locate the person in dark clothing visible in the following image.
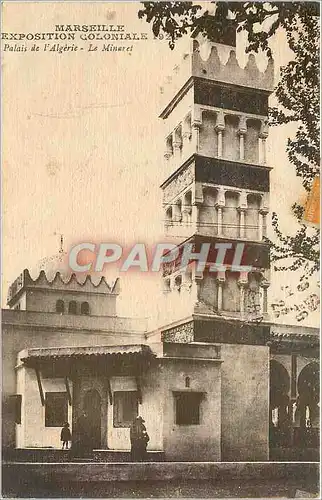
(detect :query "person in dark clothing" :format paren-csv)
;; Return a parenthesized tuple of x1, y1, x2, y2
(60, 422, 72, 450)
(141, 429, 150, 460)
(130, 416, 149, 461)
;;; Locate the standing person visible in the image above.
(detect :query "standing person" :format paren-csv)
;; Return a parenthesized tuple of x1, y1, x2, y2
(141, 429, 150, 461)
(60, 422, 72, 450)
(130, 416, 149, 461)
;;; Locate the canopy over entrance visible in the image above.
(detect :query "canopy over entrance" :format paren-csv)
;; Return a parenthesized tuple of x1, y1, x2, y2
(19, 344, 156, 379)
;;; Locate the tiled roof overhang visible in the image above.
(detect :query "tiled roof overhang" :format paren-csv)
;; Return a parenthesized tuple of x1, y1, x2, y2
(20, 344, 154, 363)
(268, 331, 319, 353)
(270, 332, 319, 343)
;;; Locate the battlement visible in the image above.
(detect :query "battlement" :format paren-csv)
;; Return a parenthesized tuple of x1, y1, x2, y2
(160, 38, 274, 113)
(7, 268, 120, 306)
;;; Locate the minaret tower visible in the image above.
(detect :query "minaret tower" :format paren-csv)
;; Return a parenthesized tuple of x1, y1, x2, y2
(160, 29, 274, 338)
(159, 30, 274, 460)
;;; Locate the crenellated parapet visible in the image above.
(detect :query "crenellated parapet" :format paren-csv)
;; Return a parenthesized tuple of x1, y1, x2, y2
(7, 268, 119, 307)
(160, 37, 274, 114)
(192, 40, 274, 91)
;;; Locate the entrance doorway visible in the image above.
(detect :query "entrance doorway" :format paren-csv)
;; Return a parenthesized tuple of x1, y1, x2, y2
(83, 389, 101, 449)
(295, 362, 320, 448)
(269, 360, 291, 448)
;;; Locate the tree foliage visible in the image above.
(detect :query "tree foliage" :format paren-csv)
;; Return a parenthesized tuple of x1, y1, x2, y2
(139, 1, 320, 283)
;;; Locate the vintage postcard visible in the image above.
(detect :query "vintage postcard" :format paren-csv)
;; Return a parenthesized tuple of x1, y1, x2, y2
(1, 1, 320, 498)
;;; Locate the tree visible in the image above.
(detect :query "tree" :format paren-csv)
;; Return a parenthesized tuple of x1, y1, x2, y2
(138, 1, 320, 289)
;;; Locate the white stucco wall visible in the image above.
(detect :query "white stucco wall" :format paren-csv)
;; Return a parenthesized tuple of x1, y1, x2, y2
(162, 358, 222, 461)
(107, 376, 137, 450)
(107, 374, 163, 451)
(25, 288, 117, 316)
(220, 343, 269, 461)
(17, 366, 72, 448)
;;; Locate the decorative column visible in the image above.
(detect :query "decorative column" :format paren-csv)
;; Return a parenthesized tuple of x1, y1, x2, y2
(164, 136, 173, 161)
(191, 123, 201, 153)
(192, 106, 202, 153)
(238, 271, 249, 316)
(182, 114, 192, 153)
(260, 278, 270, 317)
(192, 182, 203, 233)
(258, 193, 269, 240)
(172, 199, 182, 222)
(182, 191, 192, 225)
(191, 269, 203, 310)
(215, 111, 225, 158)
(216, 270, 226, 312)
(172, 130, 182, 161)
(258, 208, 268, 240)
(238, 116, 247, 161)
(259, 121, 269, 164)
(238, 190, 248, 238)
(182, 268, 193, 292)
(216, 187, 226, 236)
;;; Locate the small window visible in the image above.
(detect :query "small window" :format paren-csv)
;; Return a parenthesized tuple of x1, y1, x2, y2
(174, 392, 203, 425)
(10, 395, 22, 424)
(113, 391, 138, 428)
(81, 301, 90, 315)
(45, 392, 68, 427)
(56, 299, 64, 313)
(68, 301, 77, 314)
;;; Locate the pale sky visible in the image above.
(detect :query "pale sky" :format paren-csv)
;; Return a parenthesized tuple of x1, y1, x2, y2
(2, 2, 319, 327)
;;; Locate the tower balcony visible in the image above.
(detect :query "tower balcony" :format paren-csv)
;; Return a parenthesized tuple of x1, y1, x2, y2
(161, 263, 270, 327)
(163, 104, 270, 181)
(162, 157, 270, 244)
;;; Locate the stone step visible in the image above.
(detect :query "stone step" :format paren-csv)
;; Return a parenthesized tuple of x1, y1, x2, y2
(93, 449, 165, 462)
(3, 448, 165, 463)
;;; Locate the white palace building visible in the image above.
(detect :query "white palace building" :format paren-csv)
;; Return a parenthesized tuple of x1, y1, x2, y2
(2, 29, 319, 462)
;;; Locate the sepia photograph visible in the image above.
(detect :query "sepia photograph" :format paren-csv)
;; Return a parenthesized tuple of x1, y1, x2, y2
(1, 1, 320, 498)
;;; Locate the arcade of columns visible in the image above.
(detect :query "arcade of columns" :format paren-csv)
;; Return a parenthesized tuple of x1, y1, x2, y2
(162, 105, 270, 320)
(164, 108, 269, 240)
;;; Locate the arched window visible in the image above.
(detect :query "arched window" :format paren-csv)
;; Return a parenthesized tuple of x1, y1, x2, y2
(245, 193, 261, 240)
(183, 191, 192, 224)
(174, 275, 182, 292)
(223, 114, 239, 161)
(81, 301, 90, 315)
(222, 271, 240, 312)
(165, 206, 173, 229)
(56, 300, 64, 314)
(68, 301, 77, 314)
(222, 191, 239, 238)
(245, 118, 261, 164)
